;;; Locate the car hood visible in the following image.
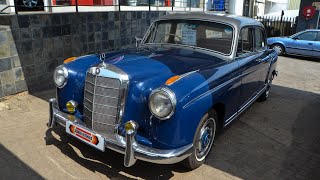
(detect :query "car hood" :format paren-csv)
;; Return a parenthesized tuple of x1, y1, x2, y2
(105, 46, 226, 80)
(59, 46, 226, 115)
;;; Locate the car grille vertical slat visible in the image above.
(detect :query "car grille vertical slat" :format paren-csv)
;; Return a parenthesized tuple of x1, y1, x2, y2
(83, 70, 126, 136)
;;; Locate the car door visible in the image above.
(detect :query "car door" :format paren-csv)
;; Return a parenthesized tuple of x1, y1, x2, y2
(253, 27, 271, 89)
(236, 27, 264, 108)
(313, 31, 320, 57)
(289, 31, 318, 56)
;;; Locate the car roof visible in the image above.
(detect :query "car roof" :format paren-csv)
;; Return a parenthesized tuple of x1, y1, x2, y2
(157, 12, 263, 28)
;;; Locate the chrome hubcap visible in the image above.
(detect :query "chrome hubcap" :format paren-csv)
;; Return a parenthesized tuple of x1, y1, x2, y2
(23, 0, 38, 7)
(273, 45, 282, 55)
(195, 118, 216, 161)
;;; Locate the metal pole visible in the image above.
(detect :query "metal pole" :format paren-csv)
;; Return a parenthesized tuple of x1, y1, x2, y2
(189, 0, 191, 11)
(202, 0, 204, 11)
(317, 10, 320, 29)
(118, 0, 121, 11)
(172, 0, 174, 11)
(149, 0, 150, 11)
(14, 0, 18, 14)
(75, 0, 78, 12)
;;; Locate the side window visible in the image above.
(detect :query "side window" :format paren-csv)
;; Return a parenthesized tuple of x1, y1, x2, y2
(316, 32, 320, 41)
(237, 27, 254, 56)
(254, 28, 266, 51)
(297, 31, 317, 41)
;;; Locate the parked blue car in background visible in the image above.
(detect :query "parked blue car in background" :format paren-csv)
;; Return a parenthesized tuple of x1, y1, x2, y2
(48, 12, 278, 170)
(267, 29, 320, 57)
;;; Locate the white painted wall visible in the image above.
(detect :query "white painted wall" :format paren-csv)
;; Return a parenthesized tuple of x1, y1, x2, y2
(228, 0, 244, 15)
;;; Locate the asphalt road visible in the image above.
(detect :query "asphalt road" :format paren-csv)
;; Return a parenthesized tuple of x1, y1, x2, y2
(0, 56, 319, 180)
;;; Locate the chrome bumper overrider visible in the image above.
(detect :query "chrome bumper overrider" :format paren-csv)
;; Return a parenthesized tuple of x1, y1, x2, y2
(48, 98, 193, 167)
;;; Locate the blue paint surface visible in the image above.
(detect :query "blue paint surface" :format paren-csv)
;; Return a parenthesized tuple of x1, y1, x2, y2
(56, 45, 277, 149)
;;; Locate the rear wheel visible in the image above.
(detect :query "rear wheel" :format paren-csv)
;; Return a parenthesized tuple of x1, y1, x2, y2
(183, 112, 217, 170)
(271, 44, 285, 56)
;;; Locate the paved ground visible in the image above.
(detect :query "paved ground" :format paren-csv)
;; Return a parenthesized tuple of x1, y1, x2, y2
(0, 56, 320, 180)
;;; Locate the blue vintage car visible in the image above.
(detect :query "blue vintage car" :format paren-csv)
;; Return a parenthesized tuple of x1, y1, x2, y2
(48, 12, 278, 169)
(267, 29, 320, 57)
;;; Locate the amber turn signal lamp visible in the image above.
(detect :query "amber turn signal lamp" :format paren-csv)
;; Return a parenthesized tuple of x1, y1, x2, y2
(165, 75, 181, 85)
(125, 121, 138, 133)
(64, 57, 77, 64)
(66, 100, 77, 114)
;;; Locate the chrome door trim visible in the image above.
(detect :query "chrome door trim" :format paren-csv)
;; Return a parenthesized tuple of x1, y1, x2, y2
(224, 84, 267, 126)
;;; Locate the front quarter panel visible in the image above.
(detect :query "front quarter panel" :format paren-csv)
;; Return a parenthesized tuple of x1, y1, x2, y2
(150, 72, 212, 149)
(150, 60, 241, 149)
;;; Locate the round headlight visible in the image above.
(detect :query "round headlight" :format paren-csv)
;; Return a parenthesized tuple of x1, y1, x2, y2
(149, 88, 176, 120)
(53, 65, 68, 88)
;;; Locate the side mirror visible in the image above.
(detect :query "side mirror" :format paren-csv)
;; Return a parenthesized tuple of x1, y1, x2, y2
(135, 37, 142, 47)
(292, 37, 299, 40)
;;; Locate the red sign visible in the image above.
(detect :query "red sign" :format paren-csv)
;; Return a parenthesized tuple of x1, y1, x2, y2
(69, 124, 99, 145)
(302, 6, 316, 19)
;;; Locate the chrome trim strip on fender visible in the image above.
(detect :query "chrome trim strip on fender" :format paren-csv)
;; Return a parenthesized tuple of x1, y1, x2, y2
(184, 71, 252, 109)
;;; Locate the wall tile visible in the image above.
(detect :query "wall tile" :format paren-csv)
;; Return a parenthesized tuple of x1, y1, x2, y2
(0, 57, 12, 72)
(0, 70, 14, 84)
(13, 67, 24, 81)
(15, 80, 27, 92)
(0, 31, 8, 45)
(0, 43, 10, 58)
(2, 83, 16, 96)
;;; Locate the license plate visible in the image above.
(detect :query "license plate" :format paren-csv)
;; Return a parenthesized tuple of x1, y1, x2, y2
(66, 121, 105, 151)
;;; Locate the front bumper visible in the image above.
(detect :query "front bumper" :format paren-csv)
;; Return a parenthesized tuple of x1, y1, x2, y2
(48, 98, 193, 167)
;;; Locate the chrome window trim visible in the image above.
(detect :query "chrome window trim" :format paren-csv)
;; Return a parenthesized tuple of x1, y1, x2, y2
(141, 19, 237, 61)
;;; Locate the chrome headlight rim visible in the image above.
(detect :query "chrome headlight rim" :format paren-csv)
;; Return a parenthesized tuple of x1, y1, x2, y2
(53, 65, 68, 89)
(149, 87, 177, 120)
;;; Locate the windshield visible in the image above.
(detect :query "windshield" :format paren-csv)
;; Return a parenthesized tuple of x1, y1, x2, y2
(144, 20, 234, 55)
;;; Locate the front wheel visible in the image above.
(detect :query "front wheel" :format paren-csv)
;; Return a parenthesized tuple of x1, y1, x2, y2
(271, 44, 285, 56)
(183, 112, 217, 170)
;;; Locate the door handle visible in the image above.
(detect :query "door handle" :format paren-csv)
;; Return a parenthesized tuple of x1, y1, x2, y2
(255, 59, 263, 62)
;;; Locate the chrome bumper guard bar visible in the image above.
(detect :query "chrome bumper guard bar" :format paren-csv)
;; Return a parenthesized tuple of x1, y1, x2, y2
(48, 98, 193, 167)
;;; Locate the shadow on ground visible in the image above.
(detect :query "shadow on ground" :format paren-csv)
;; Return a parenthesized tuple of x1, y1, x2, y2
(0, 144, 44, 179)
(41, 84, 320, 179)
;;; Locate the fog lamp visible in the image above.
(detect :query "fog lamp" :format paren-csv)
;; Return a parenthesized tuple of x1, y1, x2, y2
(125, 121, 138, 133)
(66, 100, 78, 114)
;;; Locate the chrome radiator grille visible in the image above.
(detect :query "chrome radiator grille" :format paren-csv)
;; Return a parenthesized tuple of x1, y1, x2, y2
(83, 65, 129, 136)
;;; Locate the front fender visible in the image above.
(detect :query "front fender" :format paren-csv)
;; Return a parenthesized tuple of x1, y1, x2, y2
(149, 72, 213, 149)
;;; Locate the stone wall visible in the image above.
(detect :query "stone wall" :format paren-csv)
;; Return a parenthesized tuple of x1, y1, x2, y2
(0, 11, 166, 98)
(0, 26, 27, 98)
